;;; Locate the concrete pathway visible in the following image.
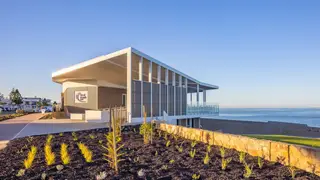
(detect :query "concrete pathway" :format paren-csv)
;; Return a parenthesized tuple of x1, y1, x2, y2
(0, 113, 45, 149)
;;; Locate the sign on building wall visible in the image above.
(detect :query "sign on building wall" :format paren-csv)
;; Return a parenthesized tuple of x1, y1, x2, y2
(74, 91, 88, 103)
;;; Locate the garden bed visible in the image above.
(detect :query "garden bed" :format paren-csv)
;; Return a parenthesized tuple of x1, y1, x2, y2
(0, 113, 28, 122)
(0, 125, 318, 180)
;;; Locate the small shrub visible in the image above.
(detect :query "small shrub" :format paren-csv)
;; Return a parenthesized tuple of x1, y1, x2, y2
(166, 140, 171, 147)
(258, 156, 264, 169)
(23, 146, 37, 169)
(89, 134, 96, 139)
(175, 145, 183, 153)
(192, 173, 200, 180)
(220, 146, 226, 158)
(46, 134, 54, 144)
(16, 169, 25, 177)
(288, 166, 297, 179)
(60, 143, 70, 165)
(45, 144, 56, 165)
(221, 157, 232, 170)
(206, 145, 211, 153)
(243, 162, 253, 178)
(78, 142, 93, 163)
(169, 159, 175, 164)
(189, 149, 196, 158)
(191, 141, 197, 148)
(203, 152, 210, 165)
(239, 151, 246, 163)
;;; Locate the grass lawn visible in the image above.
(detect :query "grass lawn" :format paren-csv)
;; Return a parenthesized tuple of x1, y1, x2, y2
(244, 134, 320, 148)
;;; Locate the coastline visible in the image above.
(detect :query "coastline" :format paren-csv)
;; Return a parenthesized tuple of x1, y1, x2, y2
(200, 118, 320, 138)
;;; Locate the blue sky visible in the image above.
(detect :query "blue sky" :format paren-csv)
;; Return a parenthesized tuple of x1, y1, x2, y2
(1, 0, 320, 107)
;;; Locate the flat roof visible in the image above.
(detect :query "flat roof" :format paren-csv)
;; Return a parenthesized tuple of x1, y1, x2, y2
(52, 47, 219, 90)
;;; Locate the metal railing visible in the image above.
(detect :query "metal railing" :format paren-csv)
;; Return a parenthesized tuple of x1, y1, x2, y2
(187, 103, 219, 115)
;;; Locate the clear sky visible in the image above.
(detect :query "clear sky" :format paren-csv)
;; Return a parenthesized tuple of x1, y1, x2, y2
(1, 0, 320, 108)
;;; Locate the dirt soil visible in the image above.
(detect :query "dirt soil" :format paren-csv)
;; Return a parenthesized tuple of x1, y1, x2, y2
(0, 125, 319, 180)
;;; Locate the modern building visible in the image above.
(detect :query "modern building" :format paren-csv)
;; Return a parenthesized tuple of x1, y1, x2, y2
(52, 47, 219, 127)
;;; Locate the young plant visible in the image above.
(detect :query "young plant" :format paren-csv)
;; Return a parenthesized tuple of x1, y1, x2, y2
(27, 136, 34, 143)
(220, 146, 226, 158)
(258, 156, 264, 169)
(96, 171, 107, 180)
(175, 144, 183, 153)
(243, 162, 253, 178)
(288, 166, 297, 179)
(189, 149, 196, 158)
(89, 134, 96, 139)
(60, 143, 70, 165)
(99, 140, 103, 144)
(102, 116, 124, 174)
(46, 134, 54, 144)
(158, 130, 162, 138)
(239, 151, 246, 163)
(192, 173, 200, 180)
(221, 157, 232, 170)
(77, 142, 93, 163)
(59, 132, 63, 136)
(16, 169, 25, 177)
(155, 150, 158, 156)
(169, 159, 175, 164)
(206, 145, 212, 153)
(72, 132, 78, 141)
(45, 143, 55, 165)
(23, 146, 37, 169)
(139, 107, 154, 144)
(166, 140, 171, 147)
(191, 141, 197, 148)
(164, 132, 168, 140)
(203, 152, 210, 165)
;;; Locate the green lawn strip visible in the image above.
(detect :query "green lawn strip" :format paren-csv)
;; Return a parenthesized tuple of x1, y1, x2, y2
(243, 134, 320, 148)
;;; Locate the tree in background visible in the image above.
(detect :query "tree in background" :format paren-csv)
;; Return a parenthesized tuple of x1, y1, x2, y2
(37, 98, 50, 108)
(9, 88, 23, 108)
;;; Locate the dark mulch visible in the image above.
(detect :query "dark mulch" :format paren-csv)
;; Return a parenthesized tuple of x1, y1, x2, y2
(0, 125, 319, 180)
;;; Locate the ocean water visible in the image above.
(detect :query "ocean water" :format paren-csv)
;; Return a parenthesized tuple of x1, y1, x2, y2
(204, 108, 320, 128)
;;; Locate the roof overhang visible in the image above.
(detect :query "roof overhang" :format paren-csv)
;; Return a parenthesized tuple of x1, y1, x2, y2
(52, 47, 219, 90)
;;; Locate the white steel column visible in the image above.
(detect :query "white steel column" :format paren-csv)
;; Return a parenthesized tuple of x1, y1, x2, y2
(172, 72, 176, 116)
(196, 84, 200, 106)
(157, 65, 161, 116)
(185, 78, 188, 114)
(190, 92, 192, 105)
(203, 90, 206, 105)
(126, 50, 132, 123)
(179, 75, 182, 115)
(139, 57, 143, 117)
(149, 61, 153, 117)
(165, 69, 169, 114)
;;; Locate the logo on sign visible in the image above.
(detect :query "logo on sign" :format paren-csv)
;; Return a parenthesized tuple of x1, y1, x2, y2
(74, 91, 88, 103)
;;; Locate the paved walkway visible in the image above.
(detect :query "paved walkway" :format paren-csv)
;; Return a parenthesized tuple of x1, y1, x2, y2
(0, 113, 45, 149)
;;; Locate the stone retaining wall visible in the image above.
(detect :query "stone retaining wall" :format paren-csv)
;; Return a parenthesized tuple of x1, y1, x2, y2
(158, 123, 320, 176)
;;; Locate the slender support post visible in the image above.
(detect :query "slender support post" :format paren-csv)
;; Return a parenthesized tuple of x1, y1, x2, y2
(157, 65, 161, 116)
(172, 72, 176, 116)
(203, 90, 206, 106)
(185, 78, 188, 115)
(165, 69, 169, 114)
(149, 61, 153, 117)
(196, 84, 199, 114)
(126, 50, 132, 123)
(179, 75, 182, 115)
(139, 57, 143, 117)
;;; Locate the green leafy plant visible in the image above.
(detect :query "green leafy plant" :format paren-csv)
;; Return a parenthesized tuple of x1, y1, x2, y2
(173, 134, 179, 141)
(89, 134, 96, 139)
(45, 144, 55, 166)
(175, 145, 183, 153)
(99, 140, 103, 144)
(72, 132, 78, 141)
(102, 116, 124, 174)
(288, 166, 297, 179)
(60, 143, 70, 165)
(23, 146, 37, 169)
(46, 134, 54, 144)
(59, 132, 63, 136)
(192, 173, 200, 180)
(139, 107, 153, 144)
(220, 146, 226, 158)
(203, 152, 210, 165)
(258, 156, 264, 169)
(206, 145, 212, 153)
(78, 142, 93, 163)
(239, 151, 246, 163)
(189, 149, 196, 158)
(166, 140, 171, 147)
(191, 141, 197, 148)
(169, 159, 175, 164)
(243, 162, 253, 178)
(16, 169, 25, 177)
(221, 157, 232, 170)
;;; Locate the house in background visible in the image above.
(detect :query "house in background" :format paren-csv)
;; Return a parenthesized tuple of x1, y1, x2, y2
(52, 47, 219, 127)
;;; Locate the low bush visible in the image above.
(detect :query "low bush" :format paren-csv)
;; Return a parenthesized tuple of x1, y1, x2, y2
(23, 146, 37, 169)
(60, 143, 70, 165)
(78, 142, 93, 163)
(45, 144, 55, 166)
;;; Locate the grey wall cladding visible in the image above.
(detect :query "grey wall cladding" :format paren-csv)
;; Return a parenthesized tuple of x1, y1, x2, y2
(64, 86, 97, 114)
